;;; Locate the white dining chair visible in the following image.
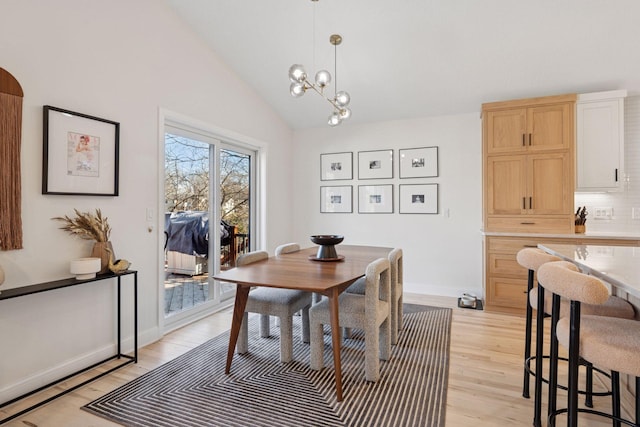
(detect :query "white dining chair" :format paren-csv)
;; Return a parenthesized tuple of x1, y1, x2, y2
(236, 248, 312, 363)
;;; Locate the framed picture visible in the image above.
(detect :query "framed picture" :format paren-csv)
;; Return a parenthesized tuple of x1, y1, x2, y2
(358, 149, 393, 179)
(321, 152, 352, 181)
(399, 146, 438, 178)
(358, 184, 393, 213)
(43, 105, 119, 196)
(399, 184, 438, 214)
(320, 186, 352, 213)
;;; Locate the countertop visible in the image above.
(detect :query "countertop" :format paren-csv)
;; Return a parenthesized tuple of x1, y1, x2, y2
(481, 230, 640, 240)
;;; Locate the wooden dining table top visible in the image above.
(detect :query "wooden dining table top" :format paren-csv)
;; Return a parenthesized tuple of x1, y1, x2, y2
(213, 244, 393, 294)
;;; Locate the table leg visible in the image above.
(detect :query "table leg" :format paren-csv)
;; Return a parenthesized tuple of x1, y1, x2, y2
(328, 288, 344, 402)
(225, 284, 250, 374)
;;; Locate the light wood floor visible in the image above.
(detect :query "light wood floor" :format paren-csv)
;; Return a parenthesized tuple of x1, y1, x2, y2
(1, 293, 628, 426)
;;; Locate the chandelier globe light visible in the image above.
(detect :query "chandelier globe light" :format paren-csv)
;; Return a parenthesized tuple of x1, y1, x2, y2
(288, 2, 351, 127)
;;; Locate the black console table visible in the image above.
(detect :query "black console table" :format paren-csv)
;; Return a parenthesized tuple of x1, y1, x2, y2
(0, 270, 138, 424)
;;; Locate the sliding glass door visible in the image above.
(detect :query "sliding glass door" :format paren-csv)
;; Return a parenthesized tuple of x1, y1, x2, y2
(163, 123, 255, 326)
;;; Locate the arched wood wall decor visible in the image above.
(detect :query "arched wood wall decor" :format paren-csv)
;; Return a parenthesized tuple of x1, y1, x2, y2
(0, 67, 24, 250)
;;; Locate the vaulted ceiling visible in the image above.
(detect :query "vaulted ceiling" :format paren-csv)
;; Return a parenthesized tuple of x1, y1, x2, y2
(165, 0, 640, 130)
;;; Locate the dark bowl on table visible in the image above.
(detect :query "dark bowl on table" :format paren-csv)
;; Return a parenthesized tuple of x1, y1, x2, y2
(310, 235, 344, 246)
(310, 235, 344, 259)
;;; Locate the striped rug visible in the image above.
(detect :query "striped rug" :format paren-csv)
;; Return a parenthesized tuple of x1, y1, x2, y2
(84, 304, 451, 427)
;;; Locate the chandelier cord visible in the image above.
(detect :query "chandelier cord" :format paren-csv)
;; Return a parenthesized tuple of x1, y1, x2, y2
(334, 39, 337, 98)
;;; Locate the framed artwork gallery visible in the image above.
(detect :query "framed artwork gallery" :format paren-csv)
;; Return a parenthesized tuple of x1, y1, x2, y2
(320, 186, 353, 213)
(42, 105, 120, 196)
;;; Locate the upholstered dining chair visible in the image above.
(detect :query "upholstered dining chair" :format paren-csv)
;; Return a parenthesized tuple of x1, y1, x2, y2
(538, 261, 640, 427)
(310, 257, 391, 382)
(345, 248, 403, 344)
(236, 248, 312, 363)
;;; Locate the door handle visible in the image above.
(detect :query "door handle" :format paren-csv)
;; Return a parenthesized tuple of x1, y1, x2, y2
(615, 168, 618, 182)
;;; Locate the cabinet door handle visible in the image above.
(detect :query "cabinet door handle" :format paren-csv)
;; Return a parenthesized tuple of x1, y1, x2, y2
(523, 245, 537, 248)
(529, 197, 532, 209)
(529, 133, 532, 146)
(615, 168, 618, 182)
(520, 222, 535, 225)
(522, 197, 526, 209)
(522, 134, 525, 146)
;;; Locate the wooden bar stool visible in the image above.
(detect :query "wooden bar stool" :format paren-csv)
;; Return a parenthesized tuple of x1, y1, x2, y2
(538, 261, 640, 427)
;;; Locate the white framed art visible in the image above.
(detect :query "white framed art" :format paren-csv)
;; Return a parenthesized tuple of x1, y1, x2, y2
(399, 183, 438, 214)
(320, 152, 353, 181)
(358, 149, 393, 179)
(320, 186, 352, 213)
(399, 146, 438, 178)
(358, 184, 393, 213)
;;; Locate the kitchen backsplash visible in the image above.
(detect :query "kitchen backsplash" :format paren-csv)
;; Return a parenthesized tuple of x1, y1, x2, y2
(575, 95, 640, 232)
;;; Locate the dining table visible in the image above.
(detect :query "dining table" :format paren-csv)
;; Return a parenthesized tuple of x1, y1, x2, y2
(212, 244, 392, 402)
(538, 243, 640, 298)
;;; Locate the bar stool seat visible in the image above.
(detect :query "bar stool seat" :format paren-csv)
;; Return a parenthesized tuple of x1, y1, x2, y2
(557, 315, 640, 378)
(530, 287, 635, 319)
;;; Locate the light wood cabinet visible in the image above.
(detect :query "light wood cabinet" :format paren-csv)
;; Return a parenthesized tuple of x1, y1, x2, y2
(485, 100, 573, 155)
(576, 90, 627, 192)
(486, 153, 572, 216)
(483, 94, 576, 234)
(484, 235, 640, 315)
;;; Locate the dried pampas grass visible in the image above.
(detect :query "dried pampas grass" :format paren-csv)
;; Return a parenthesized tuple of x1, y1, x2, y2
(52, 208, 111, 242)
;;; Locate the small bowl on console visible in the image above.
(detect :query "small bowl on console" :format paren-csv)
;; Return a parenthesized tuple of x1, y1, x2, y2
(70, 257, 101, 280)
(310, 235, 344, 260)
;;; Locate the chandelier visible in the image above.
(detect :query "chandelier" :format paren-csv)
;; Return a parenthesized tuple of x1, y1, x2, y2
(288, 5, 351, 126)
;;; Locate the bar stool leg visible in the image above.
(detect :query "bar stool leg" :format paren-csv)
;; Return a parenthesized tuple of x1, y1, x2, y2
(611, 371, 621, 427)
(548, 294, 561, 421)
(585, 362, 594, 408)
(533, 285, 546, 427)
(523, 269, 535, 399)
(636, 377, 640, 425)
(567, 301, 581, 427)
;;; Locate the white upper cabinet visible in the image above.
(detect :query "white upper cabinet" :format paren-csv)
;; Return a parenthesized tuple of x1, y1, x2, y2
(576, 90, 627, 192)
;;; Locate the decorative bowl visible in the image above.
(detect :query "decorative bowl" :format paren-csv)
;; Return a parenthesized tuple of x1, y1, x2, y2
(310, 235, 344, 259)
(70, 257, 101, 280)
(310, 235, 344, 246)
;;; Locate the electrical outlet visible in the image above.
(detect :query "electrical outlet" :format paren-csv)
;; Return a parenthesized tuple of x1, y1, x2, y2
(633, 207, 640, 220)
(593, 207, 613, 220)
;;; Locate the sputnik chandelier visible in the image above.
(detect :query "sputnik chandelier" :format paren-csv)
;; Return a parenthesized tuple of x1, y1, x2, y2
(288, 1, 351, 126)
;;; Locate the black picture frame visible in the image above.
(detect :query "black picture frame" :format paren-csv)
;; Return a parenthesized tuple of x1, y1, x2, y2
(320, 185, 353, 213)
(358, 149, 393, 180)
(399, 146, 438, 178)
(358, 184, 394, 213)
(320, 152, 353, 181)
(399, 183, 438, 214)
(43, 105, 119, 196)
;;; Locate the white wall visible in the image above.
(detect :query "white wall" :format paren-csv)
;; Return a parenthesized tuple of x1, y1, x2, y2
(292, 114, 483, 298)
(0, 0, 293, 401)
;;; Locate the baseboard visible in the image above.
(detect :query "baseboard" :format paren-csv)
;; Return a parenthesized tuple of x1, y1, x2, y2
(0, 325, 160, 405)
